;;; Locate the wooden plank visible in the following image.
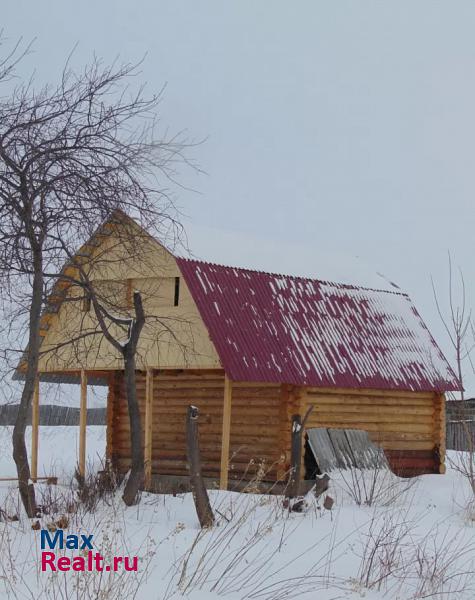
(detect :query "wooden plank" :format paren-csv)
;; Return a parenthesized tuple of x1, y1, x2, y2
(277, 384, 290, 480)
(0, 476, 57, 484)
(219, 375, 232, 489)
(31, 377, 39, 481)
(307, 428, 336, 472)
(307, 427, 388, 473)
(79, 370, 87, 477)
(344, 429, 388, 470)
(144, 368, 153, 489)
(327, 429, 355, 469)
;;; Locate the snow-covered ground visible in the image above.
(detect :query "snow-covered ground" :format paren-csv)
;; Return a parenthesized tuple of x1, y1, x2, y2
(0, 425, 106, 479)
(0, 426, 474, 599)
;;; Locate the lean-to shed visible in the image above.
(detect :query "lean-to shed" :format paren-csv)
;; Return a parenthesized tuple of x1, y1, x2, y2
(15, 211, 460, 487)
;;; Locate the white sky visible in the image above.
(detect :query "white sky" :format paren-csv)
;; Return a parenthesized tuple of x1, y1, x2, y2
(4, 1, 475, 396)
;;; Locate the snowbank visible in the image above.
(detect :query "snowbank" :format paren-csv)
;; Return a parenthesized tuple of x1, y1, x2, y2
(0, 426, 474, 599)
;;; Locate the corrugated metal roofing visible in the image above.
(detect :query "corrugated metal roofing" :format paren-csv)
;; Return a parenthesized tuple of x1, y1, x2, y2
(177, 258, 460, 392)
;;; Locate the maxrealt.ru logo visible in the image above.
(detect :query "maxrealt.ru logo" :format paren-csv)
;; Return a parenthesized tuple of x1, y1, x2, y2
(40, 529, 138, 572)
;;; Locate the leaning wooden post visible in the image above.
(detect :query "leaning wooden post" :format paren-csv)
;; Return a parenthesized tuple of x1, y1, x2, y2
(31, 377, 40, 481)
(286, 406, 313, 499)
(286, 414, 302, 498)
(79, 370, 87, 478)
(220, 375, 233, 490)
(144, 368, 153, 489)
(186, 405, 214, 528)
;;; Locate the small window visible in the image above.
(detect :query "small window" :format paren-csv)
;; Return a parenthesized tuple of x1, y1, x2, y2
(174, 277, 180, 306)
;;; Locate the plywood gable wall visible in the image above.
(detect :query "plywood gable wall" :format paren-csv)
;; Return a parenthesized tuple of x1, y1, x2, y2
(38, 223, 221, 373)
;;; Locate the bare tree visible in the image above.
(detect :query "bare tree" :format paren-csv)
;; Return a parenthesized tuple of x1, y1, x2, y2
(0, 47, 194, 516)
(93, 289, 146, 505)
(432, 254, 475, 496)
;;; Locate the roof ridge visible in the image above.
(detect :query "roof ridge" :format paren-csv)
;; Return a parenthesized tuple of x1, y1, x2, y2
(176, 256, 409, 298)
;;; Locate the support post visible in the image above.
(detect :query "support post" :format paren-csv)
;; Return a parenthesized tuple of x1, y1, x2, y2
(186, 405, 214, 528)
(286, 405, 313, 499)
(144, 368, 153, 489)
(220, 375, 233, 490)
(286, 414, 303, 498)
(31, 377, 39, 481)
(79, 370, 87, 477)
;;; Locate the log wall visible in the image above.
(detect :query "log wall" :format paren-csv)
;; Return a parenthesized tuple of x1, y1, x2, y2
(107, 372, 446, 481)
(108, 370, 282, 481)
(304, 387, 445, 476)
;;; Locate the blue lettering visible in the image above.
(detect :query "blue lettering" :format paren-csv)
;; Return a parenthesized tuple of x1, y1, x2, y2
(41, 529, 63, 550)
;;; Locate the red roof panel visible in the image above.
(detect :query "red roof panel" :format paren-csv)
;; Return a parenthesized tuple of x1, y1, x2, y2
(177, 258, 460, 392)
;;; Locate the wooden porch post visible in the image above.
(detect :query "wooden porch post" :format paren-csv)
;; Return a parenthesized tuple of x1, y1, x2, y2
(31, 377, 39, 481)
(79, 370, 87, 477)
(220, 374, 233, 490)
(144, 368, 154, 489)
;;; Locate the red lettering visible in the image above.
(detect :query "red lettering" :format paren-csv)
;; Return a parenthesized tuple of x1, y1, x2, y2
(72, 556, 85, 572)
(124, 556, 138, 571)
(41, 552, 56, 571)
(94, 553, 104, 571)
(113, 556, 122, 571)
(57, 556, 71, 571)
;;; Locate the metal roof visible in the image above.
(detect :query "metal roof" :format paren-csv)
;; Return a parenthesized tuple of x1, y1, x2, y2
(177, 258, 460, 392)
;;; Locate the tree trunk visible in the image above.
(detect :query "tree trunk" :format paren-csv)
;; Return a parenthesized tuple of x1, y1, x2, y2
(12, 248, 42, 518)
(121, 350, 144, 506)
(186, 405, 214, 528)
(90, 290, 146, 507)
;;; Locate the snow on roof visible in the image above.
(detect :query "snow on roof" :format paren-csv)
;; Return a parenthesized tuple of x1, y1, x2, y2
(177, 258, 460, 392)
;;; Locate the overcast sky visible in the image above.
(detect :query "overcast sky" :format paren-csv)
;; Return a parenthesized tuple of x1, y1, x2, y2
(4, 1, 475, 395)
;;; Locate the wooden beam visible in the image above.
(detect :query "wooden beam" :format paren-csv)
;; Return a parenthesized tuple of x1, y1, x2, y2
(79, 370, 87, 477)
(144, 368, 154, 489)
(31, 377, 39, 481)
(0, 476, 57, 484)
(220, 375, 233, 489)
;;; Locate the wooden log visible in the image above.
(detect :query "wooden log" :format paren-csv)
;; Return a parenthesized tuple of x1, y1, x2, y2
(286, 414, 303, 498)
(186, 405, 214, 528)
(286, 407, 312, 498)
(79, 370, 87, 477)
(144, 368, 154, 489)
(31, 377, 39, 481)
(220, 375, 232, 490)
(307, 387, 435, 400)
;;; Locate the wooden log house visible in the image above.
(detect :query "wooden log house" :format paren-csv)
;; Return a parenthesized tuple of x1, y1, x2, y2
(15, 211, 460, 487)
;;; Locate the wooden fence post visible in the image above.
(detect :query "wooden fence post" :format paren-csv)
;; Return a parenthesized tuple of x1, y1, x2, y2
(286, 414, 302, 498)
(144, 368, 153, 489)
(186, 405, 214, 528)
(286, 406, 313, 499)
(220, 375, 232, 490)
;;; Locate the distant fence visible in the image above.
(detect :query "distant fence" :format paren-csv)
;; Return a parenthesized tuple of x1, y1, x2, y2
(0, 404, 106, 426)
(446, 400, 475, 451)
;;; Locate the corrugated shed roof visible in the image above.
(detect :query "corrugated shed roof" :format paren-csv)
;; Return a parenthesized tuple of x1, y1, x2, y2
(177, 258, 460, 392)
